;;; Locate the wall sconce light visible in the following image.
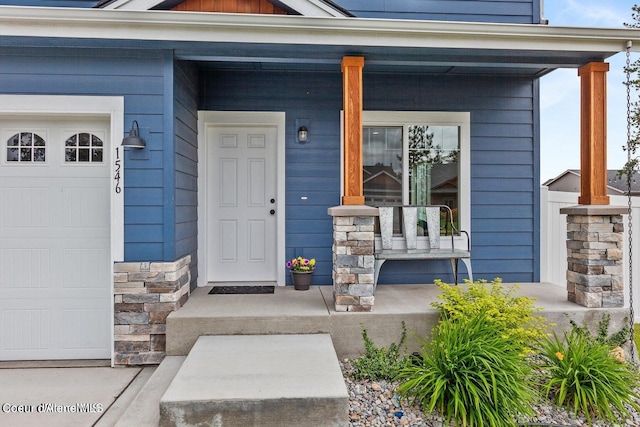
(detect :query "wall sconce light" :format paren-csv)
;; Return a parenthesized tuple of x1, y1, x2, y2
(297, 126, 308, 143)
(295, 118, 310, 144)
(121, 120, 146, 149)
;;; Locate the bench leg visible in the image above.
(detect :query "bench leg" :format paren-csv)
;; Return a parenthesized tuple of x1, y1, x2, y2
(461, 258, 473, 283)
(449, 259, 459, 285)
(374, 259, 385, 292)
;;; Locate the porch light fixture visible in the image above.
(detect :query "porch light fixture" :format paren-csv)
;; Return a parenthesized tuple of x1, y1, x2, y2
(121, 120, 146, 149)
(297, 126, 308, 143)
(295, 118, 311, 144)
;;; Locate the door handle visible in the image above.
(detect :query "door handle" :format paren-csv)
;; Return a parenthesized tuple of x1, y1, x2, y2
(270, 209, 276, 215)
(270, 198, 276, 204)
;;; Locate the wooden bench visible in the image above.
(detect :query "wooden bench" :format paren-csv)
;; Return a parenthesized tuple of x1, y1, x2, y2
(374, 205, 472, 288)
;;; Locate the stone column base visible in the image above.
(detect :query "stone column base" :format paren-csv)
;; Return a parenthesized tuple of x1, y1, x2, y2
(113, 255, 191, 365)
(560, 205, 626, 308)
(328, 205, 378, 312)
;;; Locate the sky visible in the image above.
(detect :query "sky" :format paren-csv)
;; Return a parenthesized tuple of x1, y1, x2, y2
(540, 0, 638, 182)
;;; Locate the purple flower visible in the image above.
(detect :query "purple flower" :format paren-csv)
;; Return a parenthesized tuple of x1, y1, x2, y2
(286, 261, 292, 268)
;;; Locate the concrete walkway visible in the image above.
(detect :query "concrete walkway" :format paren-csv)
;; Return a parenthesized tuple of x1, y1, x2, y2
(0, 363, 151, 427)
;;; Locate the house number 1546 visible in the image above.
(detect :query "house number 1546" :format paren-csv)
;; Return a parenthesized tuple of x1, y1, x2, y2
(114, 147, 122, 194)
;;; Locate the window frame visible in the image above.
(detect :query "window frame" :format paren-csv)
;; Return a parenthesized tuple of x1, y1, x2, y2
(341, 110, 471, 248)
(64, 131, 106, 164)
(5, 130, 48, 164)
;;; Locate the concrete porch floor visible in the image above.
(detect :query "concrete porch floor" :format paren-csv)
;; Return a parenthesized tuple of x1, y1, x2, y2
(167, 283, 631, 359)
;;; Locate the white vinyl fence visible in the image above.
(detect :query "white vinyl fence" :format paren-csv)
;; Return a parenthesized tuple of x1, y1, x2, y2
(541, 186, 640, 321)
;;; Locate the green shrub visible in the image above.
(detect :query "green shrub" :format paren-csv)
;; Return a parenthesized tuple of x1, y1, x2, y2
(350, 321, 408, 381)
(539, 329, 640, 425)
(432, 278, 549, 354)
(397, 311, 535, 427)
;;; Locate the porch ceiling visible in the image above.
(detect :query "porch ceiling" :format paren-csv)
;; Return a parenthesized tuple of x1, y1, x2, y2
(174, 43, 609, 76)
(0, 6, 639, 76)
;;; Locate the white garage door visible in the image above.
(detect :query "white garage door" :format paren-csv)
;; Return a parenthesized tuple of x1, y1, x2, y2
(0, 117, 111, 360)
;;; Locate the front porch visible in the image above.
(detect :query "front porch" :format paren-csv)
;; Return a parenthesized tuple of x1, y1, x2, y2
(166, 283, 630, 359)
(109, 281, 633, 426)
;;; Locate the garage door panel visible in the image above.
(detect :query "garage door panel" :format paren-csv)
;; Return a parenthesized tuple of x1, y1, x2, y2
(2, 187, 50, 228)
(1, 248, 51, 289)
(1, 243, 110, 292)
(62, 187, 109, 228)
(62, 308, 110, 350)
(61, 248, 109, 289)
(3, 290, 109, 301)
(1, 309, 51, 352)
(1, 297, 109, 360)
(0, 118, 111, 361)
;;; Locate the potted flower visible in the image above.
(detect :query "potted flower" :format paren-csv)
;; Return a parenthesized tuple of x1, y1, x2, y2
(287, 256, 316, 290)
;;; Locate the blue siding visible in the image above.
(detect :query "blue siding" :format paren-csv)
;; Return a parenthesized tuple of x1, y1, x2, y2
(0, 47, 174, 262)
(173, 61, 199, 287)
(365, 73, 537, 283)
(333, 0, 538, 24)
(201, 70, 342, 285)
(201, 70, 539, 285)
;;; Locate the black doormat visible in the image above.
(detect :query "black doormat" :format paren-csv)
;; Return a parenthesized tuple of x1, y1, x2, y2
(208, 285, 275, 295)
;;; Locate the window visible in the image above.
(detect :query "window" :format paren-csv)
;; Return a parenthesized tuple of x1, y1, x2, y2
(6, 132, 46, 162)
(65, 132, 104, 163)
(359, 111, 470, 236)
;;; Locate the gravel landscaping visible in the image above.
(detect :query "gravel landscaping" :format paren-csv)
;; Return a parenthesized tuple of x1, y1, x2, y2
(341, 360, 640, 427)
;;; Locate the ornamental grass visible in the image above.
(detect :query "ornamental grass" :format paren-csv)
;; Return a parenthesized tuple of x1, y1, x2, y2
(396, 311, 536, 427)
(539, 329, 640, 425)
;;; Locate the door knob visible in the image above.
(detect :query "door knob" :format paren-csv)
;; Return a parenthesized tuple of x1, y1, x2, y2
(270, 209, 276, 215)
(270, 198, 276, 204)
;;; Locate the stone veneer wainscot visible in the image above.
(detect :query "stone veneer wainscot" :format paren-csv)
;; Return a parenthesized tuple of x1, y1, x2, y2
(560, 205, 626, 308)
(328, 205, 378, 312)
(113, 255, 191, 365)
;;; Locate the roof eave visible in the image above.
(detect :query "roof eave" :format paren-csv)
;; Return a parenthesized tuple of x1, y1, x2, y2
(0, 7, 638, 59)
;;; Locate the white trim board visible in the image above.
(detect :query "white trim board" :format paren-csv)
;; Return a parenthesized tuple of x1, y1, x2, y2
(197, 111, 286, 287)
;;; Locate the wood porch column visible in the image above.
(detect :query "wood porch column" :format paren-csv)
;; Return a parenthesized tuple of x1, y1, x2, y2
(578, 62, 610, 205)
(342, 56, 365, 205)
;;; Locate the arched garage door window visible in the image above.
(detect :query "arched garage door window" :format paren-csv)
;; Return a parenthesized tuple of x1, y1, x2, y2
(65, 132, 104, 163)
(6, 132, 46, 162)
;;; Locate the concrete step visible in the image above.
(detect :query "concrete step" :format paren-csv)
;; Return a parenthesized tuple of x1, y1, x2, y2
(165, 285, 441, 359)
(159, 334, 349, 427)
(166, 286, 333, 357)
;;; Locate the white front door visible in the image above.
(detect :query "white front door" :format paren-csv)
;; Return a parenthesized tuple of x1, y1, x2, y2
(0, 117, 111, 360)
(206, 125, 278, 282)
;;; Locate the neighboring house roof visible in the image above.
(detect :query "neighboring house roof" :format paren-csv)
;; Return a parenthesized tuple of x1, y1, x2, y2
(543, 169, 640, 196)
(96, 0, 353, 16)
(362, 163, 457, 197)
(363, 165, 401, 187)
(430, 163, 458, 191)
